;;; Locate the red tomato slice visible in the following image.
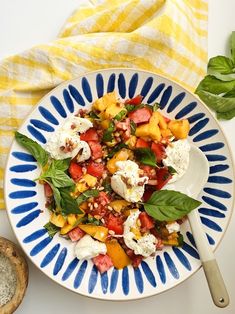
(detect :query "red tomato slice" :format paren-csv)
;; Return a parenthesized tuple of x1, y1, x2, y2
(68, 162, 83, 181)
(68, 227, 85, 242)
(151, 142, 166, 163)
(92, 254, 113, 273)
(105, 213, 124, 235)
(156, 167, 172, 190)
(90, 191, 110, 217)
(143, 188, 155, 202)
(125, 95, 143, 105)
(44, 182, 53, 198)
(136, 138, 149, 148)
(139, 212, 155, 230)
(87, 161, 104, 178)
(128, 107, 152, 124)
(88, 141, 103, 160)
(140, 165, 157, 179)
(80, 128, 99, 141)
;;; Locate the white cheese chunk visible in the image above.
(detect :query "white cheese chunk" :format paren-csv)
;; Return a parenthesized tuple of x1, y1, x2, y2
(163, 139, 190, 183)
(123, 210, 157, 257)
(45, 116, 92, 160)
(74, 235, 107, 260)
(111, 160, 148, 202)
(166, 221, 180, 234)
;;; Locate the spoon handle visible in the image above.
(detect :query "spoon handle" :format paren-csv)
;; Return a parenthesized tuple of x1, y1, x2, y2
(202, 259, 229, 307)
(188, 210, 229, 308)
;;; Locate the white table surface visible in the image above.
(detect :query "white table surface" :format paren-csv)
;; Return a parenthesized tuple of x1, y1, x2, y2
(0, 0, 234, 313)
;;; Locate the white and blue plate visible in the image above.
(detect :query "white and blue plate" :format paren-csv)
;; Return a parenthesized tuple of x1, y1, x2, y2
(4, 69, 234, 300)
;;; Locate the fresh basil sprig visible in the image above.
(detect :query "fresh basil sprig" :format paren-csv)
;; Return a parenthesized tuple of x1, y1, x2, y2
(44, 222, 59, 238)
(143, 190, 201, 221)
(134, 147, 157, 167)
(76, 189, 99, 207)
(195, 32, 235, 120)
(60, 187, 82, 214)
(15, 131, 49, 167)
(39, 159, 74, 188)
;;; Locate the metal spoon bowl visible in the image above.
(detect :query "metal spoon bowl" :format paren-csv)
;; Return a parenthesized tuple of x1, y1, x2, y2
(165, 145, 229, 308)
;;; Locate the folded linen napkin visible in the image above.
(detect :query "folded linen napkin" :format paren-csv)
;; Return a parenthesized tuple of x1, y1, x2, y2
(0, 0, 207, 209)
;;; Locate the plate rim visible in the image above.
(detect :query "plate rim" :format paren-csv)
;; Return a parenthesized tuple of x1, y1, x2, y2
(4, 67, 235, 301)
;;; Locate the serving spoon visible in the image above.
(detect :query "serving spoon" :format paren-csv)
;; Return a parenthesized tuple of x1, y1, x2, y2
(165, 145, 229, 308)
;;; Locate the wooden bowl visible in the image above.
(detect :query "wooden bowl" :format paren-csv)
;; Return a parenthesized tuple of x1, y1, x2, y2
(0, 237, 28, 314)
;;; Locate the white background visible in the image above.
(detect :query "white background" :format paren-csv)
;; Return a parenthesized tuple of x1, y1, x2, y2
(0, 0, 234, 313)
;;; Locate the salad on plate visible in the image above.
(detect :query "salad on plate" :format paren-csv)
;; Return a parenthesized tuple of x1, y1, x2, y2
(15, 92, 201, 273)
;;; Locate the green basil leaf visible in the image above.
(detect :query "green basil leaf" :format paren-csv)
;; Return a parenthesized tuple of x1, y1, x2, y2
(44, 222, 59, 238)
(15, 131, 49, 167)
(223, 89, 235, 98)
(217, 108, 235, 120)
(51, 172, 75, 188)
(231, 31, 235, 63)
(50, 184, 62, 210)
(102, 121, 115, 142)
(196, 90, 235, 118)
(60, 188, 82, 215)
(50, 158, 71, 172)
(143, 190, 201, 222)
(168, 166, 177, 175)
(195, 75, 235, 95)
(40, 159, 74, 188)
(208, 72, 235, 82)
(130, 120, 137, 135)
(208, 56, 234, 75)
(107, 143, 128, 158)
(114, 110, 127, 121)
(89, 111, 100, 120)
(76, 189, 99, 207)
(134, 148, 157, 167)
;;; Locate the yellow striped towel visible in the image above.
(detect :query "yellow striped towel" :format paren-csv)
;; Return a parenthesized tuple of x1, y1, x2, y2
(0, 0, 208, 209)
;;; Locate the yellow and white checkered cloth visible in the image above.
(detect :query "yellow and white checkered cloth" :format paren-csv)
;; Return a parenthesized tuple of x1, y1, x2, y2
(0, 0, 208, 209)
